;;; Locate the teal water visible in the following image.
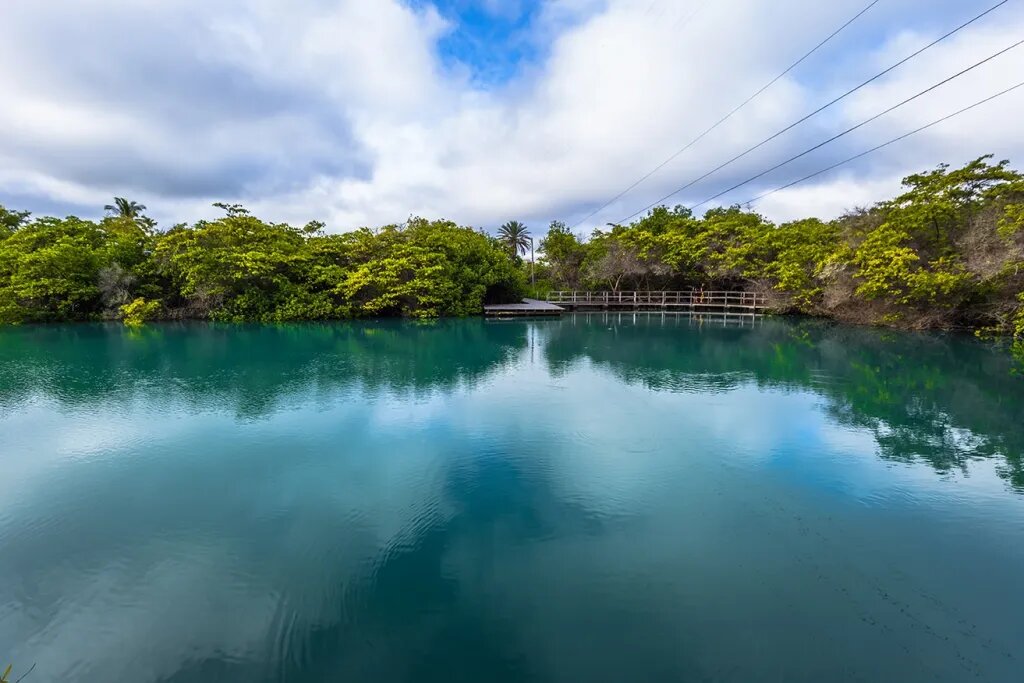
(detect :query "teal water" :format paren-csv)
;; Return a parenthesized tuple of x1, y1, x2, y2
(1, 315, 1023, 682)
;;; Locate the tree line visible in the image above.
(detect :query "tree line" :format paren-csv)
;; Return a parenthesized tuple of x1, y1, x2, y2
(536, 156, 1024, 343)
(0, 204, 528, 325)
(0, 156, 1022, 343)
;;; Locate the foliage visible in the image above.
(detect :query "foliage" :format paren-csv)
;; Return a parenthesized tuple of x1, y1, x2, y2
(1013, 293, 1024, 339)
(104, 197, 155, 231)
(153, 214, 525, 321)
(1, 206, 31, 235)
(584, 233, 650, 291)
(498, 220, 531, 258)
(849, 223, 921, 302)
(154, 213, 315, 321)
(1000, 203, 1024, 238)
(539, 221, 587, 288)
(1013, 295, 1024, 374)
(337, 218, 524, 318)
(1, 157, 1023, 332)
(742, 218, 836, 304)
(0, 216, 109, 323)
(533, 156, 1024, 332)
(212, 202, 251, 218)
(105, 197, 146, 218)
(121, 297, 161, 326)
(0, 200, 524, 324)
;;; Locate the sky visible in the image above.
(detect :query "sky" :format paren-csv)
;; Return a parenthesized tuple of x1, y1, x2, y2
(1, 0, 1023, 234)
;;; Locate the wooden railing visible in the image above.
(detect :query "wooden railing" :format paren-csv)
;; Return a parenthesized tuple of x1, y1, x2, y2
(546, 290, 767, 310)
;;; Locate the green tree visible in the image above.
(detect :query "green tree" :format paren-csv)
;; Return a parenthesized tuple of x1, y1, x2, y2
(0, 216, 108, 322)
(751, 218, 840, 309)
(540, 221, 587, 289)
(212, 202, 251, 218)
(340, 219, 523, 317)
(104, 197, 147, 219)
(583, 231, 649, 292)
(498, 220, 531, 258)
(154, 214, 322, 321)
(104, 197, 156, 232)
(105, 196, 153, 224)
(887, 155, 1018, 246)
(1, 205, 31, 235)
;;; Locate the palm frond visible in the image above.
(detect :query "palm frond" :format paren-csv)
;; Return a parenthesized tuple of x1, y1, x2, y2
(106, 197, 146, 219)
(498, 220, 531, 256)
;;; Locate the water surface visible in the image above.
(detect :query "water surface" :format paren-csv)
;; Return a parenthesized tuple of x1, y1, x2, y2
(1, 315, 1023, 682)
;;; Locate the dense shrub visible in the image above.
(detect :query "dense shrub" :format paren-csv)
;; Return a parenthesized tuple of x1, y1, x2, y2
(0, 210, 525, 323)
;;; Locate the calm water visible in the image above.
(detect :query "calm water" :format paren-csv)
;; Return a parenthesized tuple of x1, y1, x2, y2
(1, 315, 1023, 683)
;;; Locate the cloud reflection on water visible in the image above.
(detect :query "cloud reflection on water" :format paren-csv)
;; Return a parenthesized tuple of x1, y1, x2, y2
(1, 315, 1023, 683)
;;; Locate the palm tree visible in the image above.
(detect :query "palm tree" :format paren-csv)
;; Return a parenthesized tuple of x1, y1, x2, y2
(498, 220, 531, 257)
(104, 197, 147, 220)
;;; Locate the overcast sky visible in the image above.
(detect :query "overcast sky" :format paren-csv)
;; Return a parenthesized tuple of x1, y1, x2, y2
(2, 0, 1023, 233)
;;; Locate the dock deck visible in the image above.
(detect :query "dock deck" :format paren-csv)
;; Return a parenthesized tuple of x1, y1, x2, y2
(484, 298, 565, 317)
(485, 292, 767, 317)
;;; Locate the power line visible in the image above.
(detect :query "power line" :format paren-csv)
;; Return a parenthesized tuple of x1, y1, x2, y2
(685, 37, 1024, 211)
(616, 0, 1011, 222)
(571, 0, 883, 228)
(739, 79, 1024, 207)
(672, 0, 713, 32)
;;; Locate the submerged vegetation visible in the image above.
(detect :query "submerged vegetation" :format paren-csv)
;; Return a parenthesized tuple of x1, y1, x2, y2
(0, 156, 1022, 343)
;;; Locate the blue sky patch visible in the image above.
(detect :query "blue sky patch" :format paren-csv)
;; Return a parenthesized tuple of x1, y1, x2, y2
(411, 0, 545, 84)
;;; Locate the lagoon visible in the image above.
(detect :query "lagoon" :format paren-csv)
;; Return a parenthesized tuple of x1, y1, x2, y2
(1, 315, 1023, 682)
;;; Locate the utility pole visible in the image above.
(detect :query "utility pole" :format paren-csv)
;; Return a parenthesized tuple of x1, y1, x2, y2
(530, 237, 535, 289)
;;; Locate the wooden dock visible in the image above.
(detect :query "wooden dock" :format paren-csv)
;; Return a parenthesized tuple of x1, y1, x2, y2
(484, 298, 565, 317)
(546, 290, 767, 313)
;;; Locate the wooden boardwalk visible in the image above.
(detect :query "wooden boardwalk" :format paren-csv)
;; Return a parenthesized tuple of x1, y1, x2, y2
(547, 290, 767, 313)
(484, 298, 565, 317)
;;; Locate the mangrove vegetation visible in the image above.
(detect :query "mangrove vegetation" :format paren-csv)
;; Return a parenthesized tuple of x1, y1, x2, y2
(1, 157, 1022, 346)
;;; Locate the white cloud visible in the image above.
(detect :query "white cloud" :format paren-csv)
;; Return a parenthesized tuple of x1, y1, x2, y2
(1, 0, 1023, 231)
(754, 174, 903, 222)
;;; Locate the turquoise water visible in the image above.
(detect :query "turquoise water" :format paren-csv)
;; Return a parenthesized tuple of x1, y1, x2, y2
(1, 315, 1023, 682)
